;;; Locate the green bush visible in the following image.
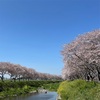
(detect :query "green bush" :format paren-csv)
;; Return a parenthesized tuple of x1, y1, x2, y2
(43, 83, 60, 91)
(57, 80, 100, 100)
(0, 80, 61, 98)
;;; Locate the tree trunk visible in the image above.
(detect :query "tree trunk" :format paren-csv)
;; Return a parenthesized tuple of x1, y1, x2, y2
(1, 73, 4, 82)
(98, 72, 100, 81)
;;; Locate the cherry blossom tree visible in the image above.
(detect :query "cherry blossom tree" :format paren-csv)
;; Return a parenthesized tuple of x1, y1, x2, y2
(62, 30, 100, 81)
(0, 62, 9, 81)
(0, 62, 62, 81)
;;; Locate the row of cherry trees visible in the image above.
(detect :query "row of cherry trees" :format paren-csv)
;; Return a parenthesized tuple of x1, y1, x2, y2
(0, 62, 62, 81)
(62, 30, 100, 81)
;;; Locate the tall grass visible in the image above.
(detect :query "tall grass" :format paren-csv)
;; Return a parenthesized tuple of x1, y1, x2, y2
(57, 80, 100, 100)
(0, 80, 61, 98)
(43, 83, 60, 91)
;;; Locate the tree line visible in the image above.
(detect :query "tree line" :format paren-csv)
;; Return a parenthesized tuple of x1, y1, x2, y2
(62, 30, 100, 81)
(0, 62, 62, 82)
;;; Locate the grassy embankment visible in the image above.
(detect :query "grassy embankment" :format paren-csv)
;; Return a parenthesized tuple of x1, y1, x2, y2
(57, 80, 100, 100)
(0, 80, 61, 98)
(43, 82, 60, 91)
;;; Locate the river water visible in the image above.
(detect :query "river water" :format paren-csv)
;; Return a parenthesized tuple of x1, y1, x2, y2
(3, 92, 57, 100)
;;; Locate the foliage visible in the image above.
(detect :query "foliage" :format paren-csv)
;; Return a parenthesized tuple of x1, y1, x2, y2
(62, 30, 100, 81)
(0, 80, 61, 98)
(0, 62, 62, 81)
(43, 83, 60, 91)
(57, 80, 100, 100)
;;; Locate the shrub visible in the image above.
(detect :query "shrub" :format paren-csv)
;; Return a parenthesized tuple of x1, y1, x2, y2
(0, 80, 61, 98)
(43, 83, 60, 91)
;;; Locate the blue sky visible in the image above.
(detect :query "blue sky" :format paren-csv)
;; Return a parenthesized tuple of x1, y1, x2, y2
(0, 0, 100, 75)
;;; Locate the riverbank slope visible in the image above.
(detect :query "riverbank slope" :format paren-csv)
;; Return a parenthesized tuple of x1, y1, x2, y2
(0, 80, 61, 98)
(57, 80, 100, 100)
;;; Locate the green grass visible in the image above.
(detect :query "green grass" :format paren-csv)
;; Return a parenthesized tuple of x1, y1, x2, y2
(0, 80, 61, 98)
(0, 85, 34, 98)
(57, 80, 100, 100)
(43, 83, 60, 91)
